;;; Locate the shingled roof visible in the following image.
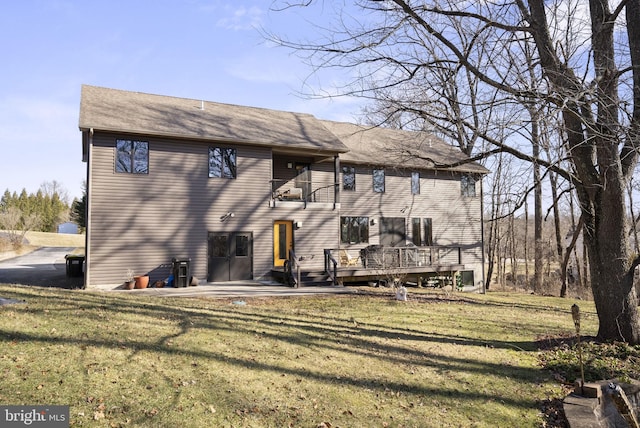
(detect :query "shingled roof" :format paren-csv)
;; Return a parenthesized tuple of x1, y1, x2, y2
(79, 85, 488, 174)
(79, 85, 348, 154)
(320, 120, 489, 174)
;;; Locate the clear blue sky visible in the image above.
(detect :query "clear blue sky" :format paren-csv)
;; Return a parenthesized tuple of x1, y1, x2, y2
(0, 1, 362, 201)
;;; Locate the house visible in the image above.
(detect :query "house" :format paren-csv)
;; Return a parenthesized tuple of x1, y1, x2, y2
(78, 85, 488, 290)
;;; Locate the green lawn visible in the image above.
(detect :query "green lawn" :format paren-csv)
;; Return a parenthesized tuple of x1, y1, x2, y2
(0, 285, 597, 427)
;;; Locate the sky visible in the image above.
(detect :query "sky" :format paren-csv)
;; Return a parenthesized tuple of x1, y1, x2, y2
(0, 0, 363, 202)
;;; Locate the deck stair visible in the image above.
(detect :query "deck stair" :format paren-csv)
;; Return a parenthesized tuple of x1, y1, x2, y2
(271, 268, 332, 287)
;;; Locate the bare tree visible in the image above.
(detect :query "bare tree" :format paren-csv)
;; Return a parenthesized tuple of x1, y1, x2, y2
(40, 180, 69, 205)
(271, 0, 640, 343)
(0, 206, 40, 250)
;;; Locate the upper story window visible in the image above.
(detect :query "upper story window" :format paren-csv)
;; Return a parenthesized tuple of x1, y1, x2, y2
(461, 174, 476, 197)
(373, 168, 385, 193)
(342, 166, 356, 191)
(411, 172, 420, 195)
(340, 216, 369, 244)
(209, 147, 237, 179)
(116, 139, 148, 174)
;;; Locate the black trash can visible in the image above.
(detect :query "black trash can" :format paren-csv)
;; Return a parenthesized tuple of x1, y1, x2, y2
(172, 258, 191, 288)
(65, 255, 85, 277)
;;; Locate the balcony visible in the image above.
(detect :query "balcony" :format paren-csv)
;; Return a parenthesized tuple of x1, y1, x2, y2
(270, 178, 338, 208)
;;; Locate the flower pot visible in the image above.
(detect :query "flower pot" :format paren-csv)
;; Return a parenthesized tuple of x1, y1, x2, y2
(125, 280, 135, 290)
(134, 275, 149, 289)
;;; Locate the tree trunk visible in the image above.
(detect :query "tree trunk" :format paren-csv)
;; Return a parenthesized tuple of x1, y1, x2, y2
(524, 199, 529, 285)
(509, 214, 517, 286)
(583, 185, 640, 343)
(628, 180, 640, 253)
(549, 170, 563, 260)
(560, 216, 583, 298)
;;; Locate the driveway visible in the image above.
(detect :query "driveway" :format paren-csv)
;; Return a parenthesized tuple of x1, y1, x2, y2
(0, 247, 82, 288)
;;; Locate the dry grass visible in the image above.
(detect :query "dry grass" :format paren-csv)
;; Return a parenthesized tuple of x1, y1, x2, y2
(0, 285, 596, 427)
(24, 231, 85, 248)
(0, 231, 85, 261)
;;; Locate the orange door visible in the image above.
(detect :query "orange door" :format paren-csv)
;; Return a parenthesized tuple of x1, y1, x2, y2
(273, 220, 293, 267)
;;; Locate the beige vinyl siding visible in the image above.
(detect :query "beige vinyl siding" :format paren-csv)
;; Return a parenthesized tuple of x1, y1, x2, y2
(87, 132, 274, 287)
(339, 164, 484, 286)
(81, 87, 487, 289)
(269, 161, 340, 271)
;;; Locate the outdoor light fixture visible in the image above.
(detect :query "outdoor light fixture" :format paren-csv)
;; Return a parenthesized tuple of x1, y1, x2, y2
(219, 212, 235, 222)
(295, 221, 303, 229)
(370, 218, 377, 225)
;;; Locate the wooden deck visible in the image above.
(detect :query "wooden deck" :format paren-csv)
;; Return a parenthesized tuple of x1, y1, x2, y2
(333, 264, 464, 284)
(324, 246, 467, 286)
(271, 246, 469, 287)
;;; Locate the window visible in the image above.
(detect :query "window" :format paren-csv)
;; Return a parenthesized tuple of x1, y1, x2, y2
(211, 235, 227, 257)
(209, 147, 237, 179)
(461, 174, 476, 197)
(411, 172, 420, 195)
(236, 235, 249, 257)
(340, 216, 369, 244)
(460, 270, 474, 286)
(412, 218, 433, 245)
(411, 218, 421, 245)
(116, 139, 148, 174)
(342, 166, 356, 191)
(423, 218, 433, 246)
(373, 168, 385, 193)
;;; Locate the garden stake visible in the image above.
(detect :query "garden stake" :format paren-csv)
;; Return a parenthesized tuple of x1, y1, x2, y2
(571, 304, 585, 393)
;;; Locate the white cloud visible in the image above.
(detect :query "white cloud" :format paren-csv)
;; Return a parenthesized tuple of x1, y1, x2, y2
(216, 5, 264, 31)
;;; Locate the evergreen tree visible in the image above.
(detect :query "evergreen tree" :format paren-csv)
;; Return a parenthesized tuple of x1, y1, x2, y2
(1, 185, 70, 232)
(71, 182, 86, 230)
(0, 189, 12, 210)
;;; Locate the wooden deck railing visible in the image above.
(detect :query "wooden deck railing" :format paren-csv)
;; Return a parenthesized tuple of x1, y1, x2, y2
(323, 245, 462, 285)
(328, 245, 462, 270)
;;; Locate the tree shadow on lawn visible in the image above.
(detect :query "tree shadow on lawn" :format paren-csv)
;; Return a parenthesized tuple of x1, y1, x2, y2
(355, 287, 592, 317)
(0, 287, 555, 416)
